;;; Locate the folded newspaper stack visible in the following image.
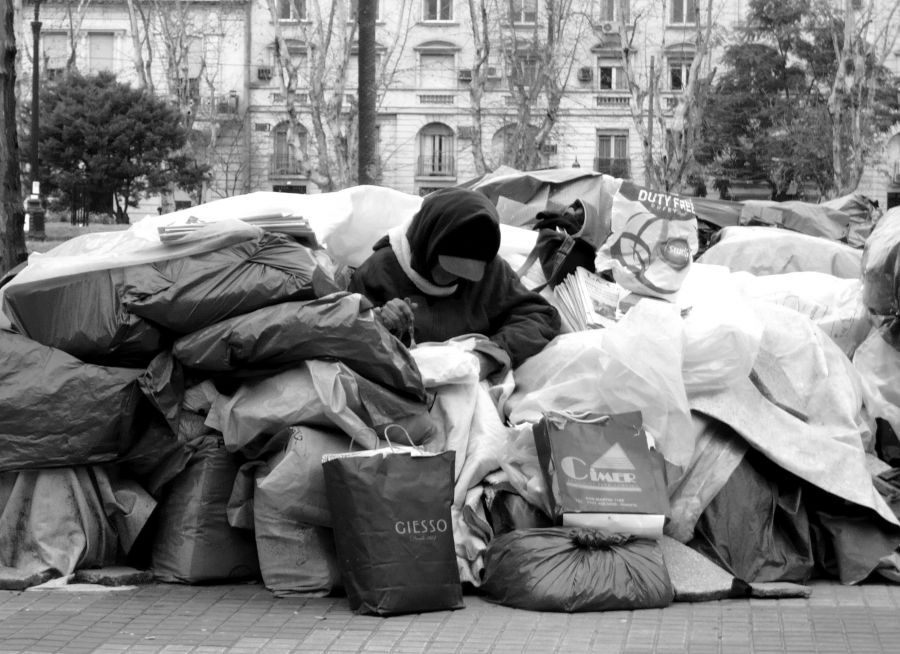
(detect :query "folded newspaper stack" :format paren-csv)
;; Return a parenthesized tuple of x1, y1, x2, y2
(553, 267, 627, 331)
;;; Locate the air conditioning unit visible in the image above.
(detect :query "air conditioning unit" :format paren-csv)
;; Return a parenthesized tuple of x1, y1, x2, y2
(601, 21, 618, 33)
(254, 122, 271, 132)
(257, 66, 273, 81)
(458, 125, 475, 139)
(541, 143, 558, 155)
(578, 66, 593, 82)
(457, 68, 473, 82)
(486, 66, 500, 79)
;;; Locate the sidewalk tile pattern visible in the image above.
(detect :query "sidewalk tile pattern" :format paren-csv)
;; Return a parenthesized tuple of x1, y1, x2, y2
(0, 580, 898, 653)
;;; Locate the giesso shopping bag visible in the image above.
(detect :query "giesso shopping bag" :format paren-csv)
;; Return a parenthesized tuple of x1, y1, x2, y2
(323, 447, 463, 616)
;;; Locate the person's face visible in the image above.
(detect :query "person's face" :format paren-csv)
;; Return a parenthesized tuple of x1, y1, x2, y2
(430, 263, 458, 285)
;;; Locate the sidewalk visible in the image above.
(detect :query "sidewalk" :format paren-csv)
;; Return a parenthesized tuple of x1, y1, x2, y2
(1, 580, 900, 654)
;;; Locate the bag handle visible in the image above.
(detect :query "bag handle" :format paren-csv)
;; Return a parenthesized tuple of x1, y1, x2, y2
(545, 409, 611, 425)
(383, 424, 422, 453)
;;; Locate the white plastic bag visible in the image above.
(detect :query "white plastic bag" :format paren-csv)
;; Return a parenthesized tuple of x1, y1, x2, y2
(507, 300, 695, 467)
(677, 264, 764, 393)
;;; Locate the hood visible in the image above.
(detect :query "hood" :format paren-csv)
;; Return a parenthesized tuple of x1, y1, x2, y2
(405, 188, 502, 282)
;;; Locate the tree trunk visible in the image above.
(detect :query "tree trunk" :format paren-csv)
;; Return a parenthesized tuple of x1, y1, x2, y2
(357, 0, 377, 185)
(1, 0, 27, 276)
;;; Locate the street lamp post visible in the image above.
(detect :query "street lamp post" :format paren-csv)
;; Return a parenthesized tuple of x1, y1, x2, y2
(29, 0, 45, 240)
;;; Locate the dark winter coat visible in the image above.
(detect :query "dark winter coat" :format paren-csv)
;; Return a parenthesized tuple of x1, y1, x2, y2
(348, 188, 560, 369)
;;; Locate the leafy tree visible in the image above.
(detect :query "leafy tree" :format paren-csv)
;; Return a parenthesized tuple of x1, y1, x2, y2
(37, 71, 208, 223)
(697, 0, 900, 198)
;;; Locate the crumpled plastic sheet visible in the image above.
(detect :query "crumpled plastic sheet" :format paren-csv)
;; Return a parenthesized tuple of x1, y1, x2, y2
(0, 466, 154, 579)
(506, 299, 696, 468)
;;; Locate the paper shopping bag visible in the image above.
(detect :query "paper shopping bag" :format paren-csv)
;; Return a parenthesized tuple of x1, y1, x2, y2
(323, 448, 463, 616)
(533, 412, 669, 535)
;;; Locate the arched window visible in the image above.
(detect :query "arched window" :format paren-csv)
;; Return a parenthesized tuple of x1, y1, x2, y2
(272, 122, 308, 176)
(417, 123, 455, 176)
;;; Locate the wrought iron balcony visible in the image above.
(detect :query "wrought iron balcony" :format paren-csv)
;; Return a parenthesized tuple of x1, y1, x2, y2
(417, 154, 455, 177)
(269, 156, 306, 177)
(593, 157, 631, 178)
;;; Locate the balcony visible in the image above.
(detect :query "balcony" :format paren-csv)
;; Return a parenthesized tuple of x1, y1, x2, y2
(594, 157, 631, 178)
(213, 93, 240, 118)
(416, 154, 455, 177)
(269, 156, 306, 177)
(418, 94, 455, 105)
(596, 94, 630, 106)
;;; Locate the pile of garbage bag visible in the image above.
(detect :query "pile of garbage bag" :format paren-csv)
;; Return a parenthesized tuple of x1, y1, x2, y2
(3, 179, 900, 614)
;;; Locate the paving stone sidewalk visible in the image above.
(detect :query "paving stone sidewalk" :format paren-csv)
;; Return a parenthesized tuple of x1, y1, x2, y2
(1, 580, 899, 654)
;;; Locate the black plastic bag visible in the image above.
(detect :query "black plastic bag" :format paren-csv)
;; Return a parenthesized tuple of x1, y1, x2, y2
(0, 329, 144, 472)
(123, 232, 341, 333)
(152, 436, 260, 584)
(323, 448, 463, 616)
(481, 527, 674, 612)
(688, 450, 815, 583)
(172, 292, 426, 401)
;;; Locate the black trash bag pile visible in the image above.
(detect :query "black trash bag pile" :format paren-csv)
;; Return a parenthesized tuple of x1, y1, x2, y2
(0, 226, 431, 591)
(481, 528, 674, 612)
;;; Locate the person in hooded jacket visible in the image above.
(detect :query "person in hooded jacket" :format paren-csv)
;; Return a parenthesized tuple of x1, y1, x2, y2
(348, 187, 561, 379)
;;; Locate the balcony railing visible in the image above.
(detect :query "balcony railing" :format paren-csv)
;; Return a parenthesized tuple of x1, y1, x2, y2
(417, 154, 455, 177)
(594, 157, 631, 178)
(418, 94, 454, 105)
(596, 94, 630, 106)
(214, 94, 239, 116)
(269, 156, 305, 177)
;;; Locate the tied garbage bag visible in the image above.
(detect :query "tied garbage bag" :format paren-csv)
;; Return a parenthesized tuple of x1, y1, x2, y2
(253, 460, 341, 597)
(0, 329, 144, 472)
(151, 436, 260, 584)
(173, 292, 425, 401)
(255, 426, 352, 528)
(323, 446, 463, 616)
(481, 528, 674, 612)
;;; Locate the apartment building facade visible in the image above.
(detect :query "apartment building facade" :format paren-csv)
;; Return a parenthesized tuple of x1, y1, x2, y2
(15, 0, 900, 208)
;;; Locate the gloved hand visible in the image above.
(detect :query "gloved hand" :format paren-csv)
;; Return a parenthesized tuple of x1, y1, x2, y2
(474, 351, 498, 380)
(374, 298, 415, 339)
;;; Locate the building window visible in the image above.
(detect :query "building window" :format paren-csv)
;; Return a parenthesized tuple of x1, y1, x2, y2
(87, 32, 114, 74)
(419, 52, 456, 88)
(595, 131, 630, 178)
(418, 123, 455, 177)
(598, 64, 627, 91)
(597, 0, 629, 22)
(509, 0, 538, 24)
(271, 123, 308, 176)
(277, 0, 306, 21)
(669, 60, 691, 90)
(513, 53, 539, 86)
(670, 0, 697, 24)
(423, 0, 452, 21)
(41, 32, 68, 79)
(176, 76, 200, 105)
